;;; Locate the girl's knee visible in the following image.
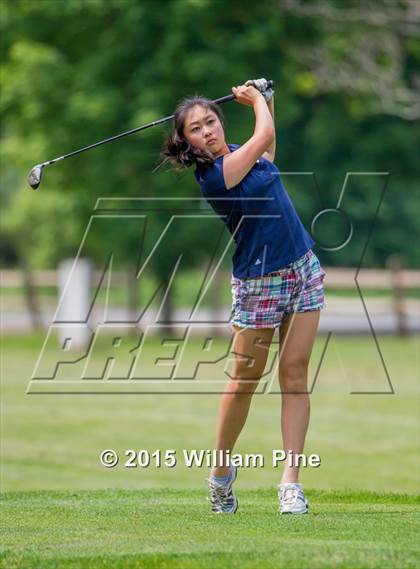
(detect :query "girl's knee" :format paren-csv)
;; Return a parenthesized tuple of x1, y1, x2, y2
(279, 357, 309, 392)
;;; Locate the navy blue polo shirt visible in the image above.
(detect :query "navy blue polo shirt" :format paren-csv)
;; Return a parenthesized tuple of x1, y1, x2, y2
(194, 143, 315, 278)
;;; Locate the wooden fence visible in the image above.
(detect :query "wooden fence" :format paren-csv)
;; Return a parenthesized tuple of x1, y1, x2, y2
(1, 255, 419, 335)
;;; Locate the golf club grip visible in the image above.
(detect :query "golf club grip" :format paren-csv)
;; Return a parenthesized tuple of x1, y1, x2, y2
(213, 94, 235, 104)
(214, 80, 274, 105)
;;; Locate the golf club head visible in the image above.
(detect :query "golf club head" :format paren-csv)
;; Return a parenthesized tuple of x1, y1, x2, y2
(27, 164, 44, 190)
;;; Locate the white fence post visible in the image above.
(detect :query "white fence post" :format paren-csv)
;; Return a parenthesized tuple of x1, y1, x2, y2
(57, 258, 92, 349)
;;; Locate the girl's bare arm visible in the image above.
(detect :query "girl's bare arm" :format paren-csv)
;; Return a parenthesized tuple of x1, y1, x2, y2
(223, 85, 275, 190)
(262, 96, 275, 162)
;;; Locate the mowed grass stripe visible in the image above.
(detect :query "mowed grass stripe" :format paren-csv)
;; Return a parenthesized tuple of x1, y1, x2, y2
(1, 490, 419, 569)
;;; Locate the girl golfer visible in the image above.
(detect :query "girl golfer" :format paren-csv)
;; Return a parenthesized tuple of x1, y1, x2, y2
(163, 79, 326, 514)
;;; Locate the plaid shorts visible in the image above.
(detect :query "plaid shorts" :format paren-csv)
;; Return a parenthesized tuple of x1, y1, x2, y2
(231, 249, 326, 329)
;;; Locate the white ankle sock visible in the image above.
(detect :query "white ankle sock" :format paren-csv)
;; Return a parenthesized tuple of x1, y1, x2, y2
(211, 466, 232, 484)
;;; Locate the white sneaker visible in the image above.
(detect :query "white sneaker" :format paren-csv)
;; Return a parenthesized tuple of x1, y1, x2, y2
(278, 482, 309, 514)
(206, 465, 238, 514)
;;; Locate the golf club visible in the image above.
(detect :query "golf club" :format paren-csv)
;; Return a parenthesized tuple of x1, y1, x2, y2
(27, 80, 274, 190)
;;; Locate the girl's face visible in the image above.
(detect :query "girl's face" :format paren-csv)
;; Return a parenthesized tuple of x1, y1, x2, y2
(183, 105, 226, 157)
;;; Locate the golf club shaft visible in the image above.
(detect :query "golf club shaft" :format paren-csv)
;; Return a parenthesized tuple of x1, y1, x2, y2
(41, 95, 236, 168)
(28, 80, 274, 188)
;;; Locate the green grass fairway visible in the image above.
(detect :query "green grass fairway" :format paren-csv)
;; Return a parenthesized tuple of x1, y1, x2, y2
(1, 489, 419, 569)
(2, 334, 419, 493)
(1, 334, 419, 567)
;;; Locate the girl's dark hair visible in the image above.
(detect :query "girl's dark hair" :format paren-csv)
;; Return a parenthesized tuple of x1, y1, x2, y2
(161, 96, 225, 169)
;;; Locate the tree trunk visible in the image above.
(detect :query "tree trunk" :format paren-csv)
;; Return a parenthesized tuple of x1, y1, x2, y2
(160, 277, 174, 337)
(126, 268, 140, 334)
(21, 258, 42, 330)
(209, 266, 224, 338)
(387, 254, 407, 337)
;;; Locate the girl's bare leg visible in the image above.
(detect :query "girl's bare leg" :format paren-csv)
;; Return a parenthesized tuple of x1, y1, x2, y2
(278, 311, 320, 484)
(212, 325, 275, 477)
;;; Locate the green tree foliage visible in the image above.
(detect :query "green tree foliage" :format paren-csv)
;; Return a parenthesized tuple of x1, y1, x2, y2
(1, 0, 419, 271)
